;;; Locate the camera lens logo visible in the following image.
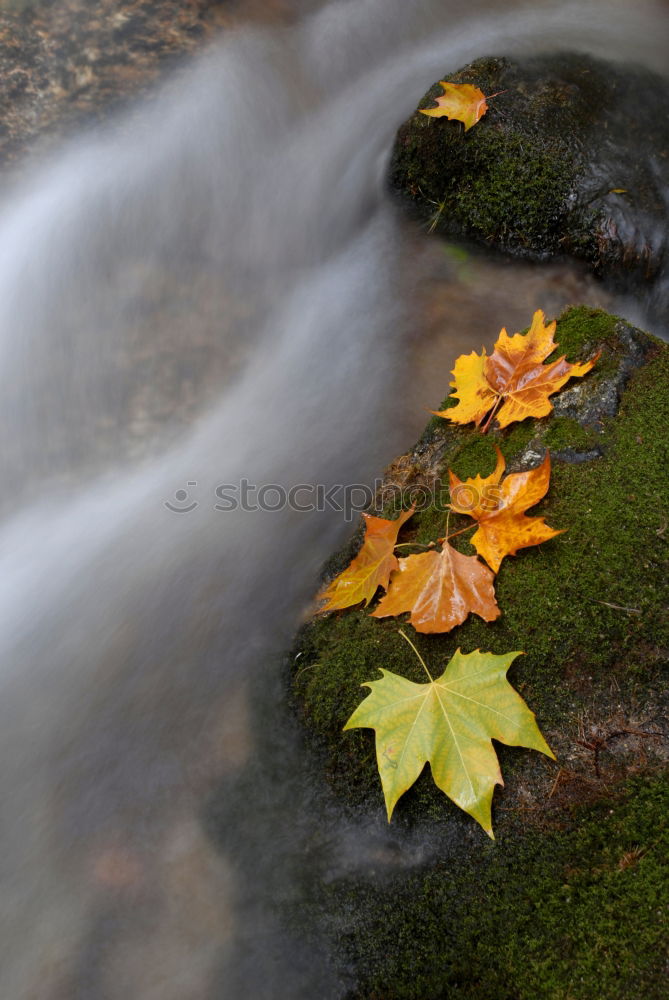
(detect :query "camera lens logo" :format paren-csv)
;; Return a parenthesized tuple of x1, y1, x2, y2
(164, 482, 198, 513)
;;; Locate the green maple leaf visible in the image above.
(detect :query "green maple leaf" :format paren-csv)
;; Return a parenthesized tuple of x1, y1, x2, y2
(344, 632, 554, 837)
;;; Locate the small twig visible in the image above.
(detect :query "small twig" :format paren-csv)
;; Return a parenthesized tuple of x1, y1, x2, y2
(548, 767, 566, 800)
(605, 727, 666, 743)
(394, 542, 435, 551)
(594, 600, 642, 615)
(575, 738, 603, 778)
(427, 200, 446, 234)
(294, 662, 317, 683)
(565, 582, 641, 616)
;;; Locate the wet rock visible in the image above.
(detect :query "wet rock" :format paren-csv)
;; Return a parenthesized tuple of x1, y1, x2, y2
(552, 320, 652, 425)
(291, 304, 669, 817)
(390, 54, 669, 315)
(288, 304, 669, 997)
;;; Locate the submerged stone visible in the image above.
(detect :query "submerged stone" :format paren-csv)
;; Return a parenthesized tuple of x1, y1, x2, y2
(0, 0, 228, 169)
(389, 54, 669, 316)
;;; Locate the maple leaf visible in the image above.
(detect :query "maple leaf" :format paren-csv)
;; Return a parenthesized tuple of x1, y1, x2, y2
(344, 633, 555, 836)
(434, 310, 599, 430)
(318, 508, 414, 612)
(441, 348, 497, 425)
(449, 447, 563, 572)
(371, 541, 499, 633)
(419, 81, 491, 131)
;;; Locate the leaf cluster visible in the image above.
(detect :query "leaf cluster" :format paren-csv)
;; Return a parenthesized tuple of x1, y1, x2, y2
(320, 446, 561, 632)
(313, 309, 599, 835)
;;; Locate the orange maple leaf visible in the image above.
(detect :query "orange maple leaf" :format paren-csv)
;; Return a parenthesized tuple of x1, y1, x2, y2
(419, 82, 494, 131)
(318, 508, 414, 612)
(371, 542, 499, 634)
(434, 310, 599, 431)
(449, 447, 563, 573)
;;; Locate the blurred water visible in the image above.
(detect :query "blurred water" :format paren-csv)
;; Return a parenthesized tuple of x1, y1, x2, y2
(0, 1, 666, 997)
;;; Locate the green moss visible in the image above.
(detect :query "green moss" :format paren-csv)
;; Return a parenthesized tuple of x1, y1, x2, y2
(393, 109, 578, 255)
(289, 306, 668, 999)
(412, 502, 448, 545)
(548, 305, 624, 382)
(390, 54, 669, 281)
(447, 433, 499, 480)
(311, 774, 669, 1000)
(294, 612, 453, 816)
(543, 416, 599, 452)
(390, 57, 593, 259)
(450, 130, 577, 249)
(415, 336, 669, 728)
(498, 420, 536, 459)
(549, 305, 620, 358)
(292, 308, 669, 819)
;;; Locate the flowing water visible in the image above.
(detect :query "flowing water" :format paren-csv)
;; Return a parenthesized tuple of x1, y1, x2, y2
(0, 1, 667, 997)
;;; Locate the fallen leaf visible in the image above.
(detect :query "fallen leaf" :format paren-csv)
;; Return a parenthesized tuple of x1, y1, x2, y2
(371, 541, 499, 633)
(419, 81, 490, 131)
(318, 508, 414, 611)
(439, 347, 496, 425)
(434, 309, 599, 430)
(449, 447, 563, 572)
(344, 637, 555, 835)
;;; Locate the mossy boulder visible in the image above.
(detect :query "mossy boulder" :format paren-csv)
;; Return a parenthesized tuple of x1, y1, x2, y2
(390, 54, 669, 317)
(304, 774, 669, 1000)
(287, 305, 669, 997)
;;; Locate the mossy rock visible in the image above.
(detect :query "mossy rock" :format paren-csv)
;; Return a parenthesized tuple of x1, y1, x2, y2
(287, 305, 669, 996)
(292, 304, 668, 818)
(301, 774, 669, 1000)
(389, 54, 669, 317)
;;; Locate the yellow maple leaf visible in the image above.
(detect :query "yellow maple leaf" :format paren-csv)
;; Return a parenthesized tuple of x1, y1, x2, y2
(318, 508, 414, 612)
(449, 447, 563, 573)
(434, 310, 599, 431)
(419, 81, 491, 131)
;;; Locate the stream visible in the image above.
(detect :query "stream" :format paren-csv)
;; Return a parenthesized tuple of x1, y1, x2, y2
(0, 0, 666, 996)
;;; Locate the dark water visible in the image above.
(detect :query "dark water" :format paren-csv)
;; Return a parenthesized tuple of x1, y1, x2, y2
(0, 1, 666, 996)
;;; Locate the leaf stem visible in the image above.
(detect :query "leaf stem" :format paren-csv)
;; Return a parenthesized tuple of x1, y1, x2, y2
(444, 522, 477, 542)
(480, 393, 503, 435)
(398, 629, 434, 682)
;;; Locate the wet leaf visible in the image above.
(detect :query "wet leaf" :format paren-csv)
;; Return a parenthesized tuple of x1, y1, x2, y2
(318, 508, 414, 611)
(441, 347, 497, 425)
(449, 447, 563, 572)
(371, 541, 499, 633)
(434, 309, 599, 430)
(344, 638, 554, 836)
(419, 81, 490, 131)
